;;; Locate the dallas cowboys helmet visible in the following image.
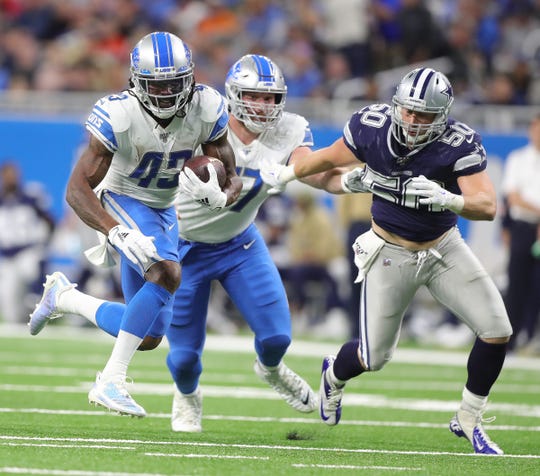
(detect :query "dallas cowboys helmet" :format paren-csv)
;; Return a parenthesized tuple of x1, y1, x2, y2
(225, 54, 287, 133)
(130, 32, 195, 119)
(391, 67, 454, 148)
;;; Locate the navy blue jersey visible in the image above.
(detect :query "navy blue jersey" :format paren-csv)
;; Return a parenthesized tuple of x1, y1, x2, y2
(343, 104, 487, 241)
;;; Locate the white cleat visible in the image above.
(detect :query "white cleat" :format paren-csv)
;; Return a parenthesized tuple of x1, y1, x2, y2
(88, 372, 146, 418)
(28, 271, 76, 335)
(319, 355, 344, 426)
(254, 359, 317, 413)
(171, 386, 202, 432)
(449, 408, 503, 455)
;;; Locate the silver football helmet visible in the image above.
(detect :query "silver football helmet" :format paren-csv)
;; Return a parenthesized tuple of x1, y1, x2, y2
(225, 54, 287, 133)
(391, 67, 454, 148)
(130, 32, 194, 119)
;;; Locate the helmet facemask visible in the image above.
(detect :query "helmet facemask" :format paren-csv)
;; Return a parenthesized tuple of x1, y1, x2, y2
(225, 55, 287, 134)
(130, 32, 195, 119)
(391, 68, 454, 149)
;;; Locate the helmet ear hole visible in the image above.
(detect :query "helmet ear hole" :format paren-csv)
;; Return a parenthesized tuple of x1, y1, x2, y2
(225, 54, 287, 133)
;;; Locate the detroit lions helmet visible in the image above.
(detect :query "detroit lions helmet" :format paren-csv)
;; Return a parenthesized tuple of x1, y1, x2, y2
(130, 32, 195, 119)
(225, 54, 287, 133)
(391, 67, 454, 148)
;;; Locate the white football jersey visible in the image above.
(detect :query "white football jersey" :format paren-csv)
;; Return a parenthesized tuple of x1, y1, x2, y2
(85, 85, 228, 209)
(177, 111, 313, 243)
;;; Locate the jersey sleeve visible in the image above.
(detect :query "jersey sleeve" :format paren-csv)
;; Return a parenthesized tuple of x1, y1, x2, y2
(453, 132, 487, 177)
(85, 93, 131, 153)
(196, 85, 229, 143)
(342, 105, 383, 163)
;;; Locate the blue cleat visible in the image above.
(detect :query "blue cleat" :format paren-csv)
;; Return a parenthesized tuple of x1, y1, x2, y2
(88, 372, 146, 418)
(28, 272, 76, 336)
(319, 355, 344, 426)
(449, 409, 503, 455)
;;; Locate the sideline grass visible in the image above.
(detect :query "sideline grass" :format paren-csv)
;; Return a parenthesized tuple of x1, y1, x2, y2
(0, 325, 539, 475)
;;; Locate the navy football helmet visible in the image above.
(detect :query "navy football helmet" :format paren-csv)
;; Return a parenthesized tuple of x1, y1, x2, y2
(130, 32, 194, 119)
(225, 54, 287, 133)
(391, 67, 454, 148)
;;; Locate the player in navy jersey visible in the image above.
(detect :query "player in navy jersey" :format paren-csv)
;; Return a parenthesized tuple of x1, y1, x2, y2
(261, 67, 512, 455)
(28, 32, 242, 418)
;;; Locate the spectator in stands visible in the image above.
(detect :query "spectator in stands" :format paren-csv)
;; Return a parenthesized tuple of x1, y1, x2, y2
(336, 191, 372, 338)
(0, 161, 55, 323)
(501, 114, 540, 352)
(285, 190, 347, 332)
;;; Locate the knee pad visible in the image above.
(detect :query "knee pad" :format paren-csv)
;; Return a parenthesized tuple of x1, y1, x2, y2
(166, 349, 202, 380)
(255, 334, 291, 367)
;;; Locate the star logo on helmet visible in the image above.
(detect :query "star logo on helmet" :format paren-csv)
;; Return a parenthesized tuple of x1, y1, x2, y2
(441, 84, 453, 100)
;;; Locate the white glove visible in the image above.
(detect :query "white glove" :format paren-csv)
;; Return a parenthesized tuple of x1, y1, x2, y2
(408, 175, 464, 213)
(341, 167, 369, 193)
(260, 163, 297, 194)
(179, 166, 227, 210)
(108, 225, 159, 267)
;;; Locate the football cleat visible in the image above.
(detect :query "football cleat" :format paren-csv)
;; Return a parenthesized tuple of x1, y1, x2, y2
(449, 409, 503, 455)
(28, 271, 77, 335)
(254, 359, 317, 413)
(171, 386, 202, 432)
(88, 372, 146, 418)
(319, 355, 344, 426)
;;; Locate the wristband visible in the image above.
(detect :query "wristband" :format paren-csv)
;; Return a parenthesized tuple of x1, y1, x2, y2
(280, 164, 297, 184)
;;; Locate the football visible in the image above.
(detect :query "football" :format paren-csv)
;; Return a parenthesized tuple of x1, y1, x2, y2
(183, 155, 227, 189)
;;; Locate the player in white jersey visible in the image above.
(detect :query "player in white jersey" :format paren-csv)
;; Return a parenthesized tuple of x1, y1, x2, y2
(166, 54, 347, 432)
(28, 32, 242, 418)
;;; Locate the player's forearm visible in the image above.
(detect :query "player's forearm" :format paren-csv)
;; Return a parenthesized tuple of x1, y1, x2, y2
(292, 149, 336, 179)
(223, 176, 243, 206)
(459, 192, 497, 221)
(66, 181, 117, 235)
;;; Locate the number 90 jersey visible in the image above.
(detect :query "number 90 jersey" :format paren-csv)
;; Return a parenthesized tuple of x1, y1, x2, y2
(344, 104, 487, 241)
(85, 85, 228, 209)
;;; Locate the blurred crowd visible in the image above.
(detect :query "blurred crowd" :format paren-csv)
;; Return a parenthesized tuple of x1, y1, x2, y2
(1, 0, 540, 104)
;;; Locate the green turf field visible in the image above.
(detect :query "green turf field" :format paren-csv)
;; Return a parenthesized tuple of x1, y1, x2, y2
(0, 324, 539, 475)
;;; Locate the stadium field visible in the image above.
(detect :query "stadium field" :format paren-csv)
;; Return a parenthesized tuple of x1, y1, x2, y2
(0, 324, 539, 475)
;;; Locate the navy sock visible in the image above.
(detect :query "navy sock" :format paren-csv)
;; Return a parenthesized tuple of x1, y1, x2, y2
(333, 339, 365, 381)
(466, 338, 507, 397)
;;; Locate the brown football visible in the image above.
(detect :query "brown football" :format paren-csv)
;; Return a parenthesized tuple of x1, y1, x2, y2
(183, 155, 227, 189)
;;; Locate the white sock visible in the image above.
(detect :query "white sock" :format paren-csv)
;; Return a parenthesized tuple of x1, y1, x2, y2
(57, 288, 106, 326)
(100, 330, 143, 381)
(460, 387, 487, 414)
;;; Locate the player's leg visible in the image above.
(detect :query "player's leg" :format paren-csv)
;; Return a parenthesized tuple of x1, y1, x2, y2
(223, 226, 316, 413)
(166, 241, 213, 432)
(320, 242, 418, 425)
(87, 193, 179, 417)
(428, 228, 512, 454)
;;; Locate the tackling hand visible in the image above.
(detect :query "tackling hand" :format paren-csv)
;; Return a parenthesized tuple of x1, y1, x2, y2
(408, 175, 464, 213)
(260, 163, 297, 195)
(108, 225, 159, 267)
(179, 166, 227, 210)
(341, 167, 370, 193)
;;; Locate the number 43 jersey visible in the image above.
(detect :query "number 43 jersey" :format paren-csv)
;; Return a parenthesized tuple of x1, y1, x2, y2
(344, 104, 488, 242)
(85, 85, 228, 209)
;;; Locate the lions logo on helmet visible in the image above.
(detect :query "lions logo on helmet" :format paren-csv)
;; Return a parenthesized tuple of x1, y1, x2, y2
(225, 54, 287, 134)
(391, 67, 454, 149)
(130, 31, 195, 119)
